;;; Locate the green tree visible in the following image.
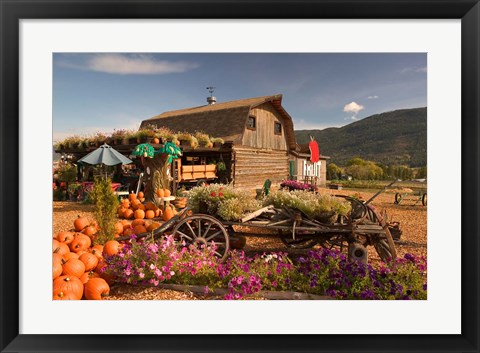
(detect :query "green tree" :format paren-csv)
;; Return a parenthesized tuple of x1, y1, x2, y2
(415, 166, 427, 179)
(88, 177, 119, 245)
(327, 163, 343, 180)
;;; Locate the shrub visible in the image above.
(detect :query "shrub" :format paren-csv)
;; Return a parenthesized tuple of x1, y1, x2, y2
(88, 177, 119, 244)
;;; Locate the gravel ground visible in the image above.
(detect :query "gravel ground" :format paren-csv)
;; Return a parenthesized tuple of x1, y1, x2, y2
(53, 187, 427, 299)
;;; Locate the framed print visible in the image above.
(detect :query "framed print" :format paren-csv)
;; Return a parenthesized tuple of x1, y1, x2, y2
(1, 0, 479, 352)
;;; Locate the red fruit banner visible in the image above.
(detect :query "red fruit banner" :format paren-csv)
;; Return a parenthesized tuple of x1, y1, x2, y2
(309, 140, 319, 163)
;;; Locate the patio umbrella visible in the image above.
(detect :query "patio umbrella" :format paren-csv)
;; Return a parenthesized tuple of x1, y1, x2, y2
(78, 143, 132, 177)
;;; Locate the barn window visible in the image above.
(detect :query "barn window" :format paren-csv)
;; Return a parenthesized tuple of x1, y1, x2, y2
(247, 116, 256, 130)
(274, 122, 282, 135)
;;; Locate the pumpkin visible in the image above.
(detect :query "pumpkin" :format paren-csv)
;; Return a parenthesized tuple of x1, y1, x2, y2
(163, 205, 174, 221)
(90, 245, 104, 259)
(134, 209, 145, 220)
(53, 276, 84, 300)
(114, 221, 124, 235)
(84, 278, 110, 300)
(79, 252, 99, 272)
(133, 225, 147, 235)
(145, 210, 155, 219)
(137, 191, 144, 199)
(128, 192, 137, 202)
(82, 225, 97, 236)
(103, 240, 120, 256)
(121, 199, 130, 208)
(70, 234, 92, 253)
(53, 241, 70, 256)
(147, 221, 162, 232)
(79, 271, 99, 284)
(94, 259, 114, 285)
(74, 215, 89, 232)
(61, 258, 86, 278)
(156, 188, 165, 198)
(154, 208, 162, 218)
(131, 199, 141, 210)
(164, 189, 171, 197)
(123, 228, 134, 237)
(62, 252, 79, 261)
(123, 209, 134, 219)
(144, 202, 157, 211)
(53, 253, 63, 280)
(56, 231, 75, 244)
(137, 203, 146, 211)
(152, 137, 160, 144)
(131, 219, 145, 227)
(117, 206, 127, 217)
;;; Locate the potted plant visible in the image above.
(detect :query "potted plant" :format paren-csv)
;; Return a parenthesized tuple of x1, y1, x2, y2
(93, 132, 108, 146)
(177, 132, 197, 148)
(195, 132, 212, 148)
(126, 130, 138, 145)
(211, 137, 224, 148)
(137, 129, 155, 143)
(111, 129, 127, 145)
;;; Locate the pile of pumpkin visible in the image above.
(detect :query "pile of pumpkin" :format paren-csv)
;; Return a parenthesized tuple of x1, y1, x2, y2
(52, 215, 122, 300)
(117, 190, 177, 225)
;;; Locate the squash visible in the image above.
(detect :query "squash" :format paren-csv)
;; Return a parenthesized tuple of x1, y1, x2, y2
(163, 205, 174, 222)
(145, 210, 155, 219)
(134, 209, 145, 220)
(84, 278, 110, 300)
(114, 221, 124, 235)
(62, 252, 79, 261)
(103, 240, 120, 256)
(123, 209, 134, 219)
(53, 241, 70, 256)
(164, 189, 171, 197)
(56, 231, 75, 244)
(131, 219, 145, 227)
(128, 191, 137, 202)
(133, 225, 147, 235)
(69, 234, 92, 253)
(82, 225, 97, 236)
(137, 191, 144, 199)
(79, 252, 99, 272)
(79, 271, 99, 284)
(53, 276, 84, 300)
(152, 137, 160, 144)
(156, 188, 165, 198)
(61, 258, 86, 278)
(53, 253, 63, 280)
(74, 215, 89, 232)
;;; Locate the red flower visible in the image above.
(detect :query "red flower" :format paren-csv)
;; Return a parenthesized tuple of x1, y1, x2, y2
(210, 192, 216, 197)
(218, 192, 224, 197)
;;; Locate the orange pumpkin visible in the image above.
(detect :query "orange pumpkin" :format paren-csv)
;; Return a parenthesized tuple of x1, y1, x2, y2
(153, 137, 160, 144)
(56, 231, 75, 244)
(123, 228, 134, 237)
(123, 209, 134, 219)
(133, 225, 147, 235)
(53, 276, 84, 300)
(137, 191, 144, 198)
(131, 219, 145, 227)
(79, 271, 99, 284)
(62, 252, 79, 261)
(82, 225, 97, 236)
(134, 209, 145, 219)
(53, 241, 70, 256)
(79, 252, 99, 272)
(121, 198, 130, 208)
(145, 210, 155, 219)
(114, 221, 124, 235)
(144, 202, 157, 211)
(62, 258, 86, 278)
(84, 278, 110, 300)
(90, 245, 104, 259)
(147, 221, 162, 232)
(53, 253, 63, 280)
(163, 205, 174, 221)
(164, 189, 171, 197)
(103, 240, 120, 256)
(70, 234, 92, 253)
(156, 188, 165, 198)
(154, 208, 162, 218)
(128, 192, 137, 202)
(74, 215, 89, 232)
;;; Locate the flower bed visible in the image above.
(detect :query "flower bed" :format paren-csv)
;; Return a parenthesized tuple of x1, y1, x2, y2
(280, 179, 316, 192)
(103, 235, 427, 300)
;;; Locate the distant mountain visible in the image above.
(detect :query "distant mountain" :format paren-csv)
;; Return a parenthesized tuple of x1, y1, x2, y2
(295, 107, 427, 167)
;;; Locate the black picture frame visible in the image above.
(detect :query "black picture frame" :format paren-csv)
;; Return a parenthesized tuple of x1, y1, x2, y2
(1, 1, 479, 352)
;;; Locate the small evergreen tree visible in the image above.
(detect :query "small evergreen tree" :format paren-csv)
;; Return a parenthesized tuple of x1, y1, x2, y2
(88, 177, 119, 244)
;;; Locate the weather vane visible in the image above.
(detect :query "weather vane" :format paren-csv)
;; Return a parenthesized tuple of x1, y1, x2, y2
(206, 86, 216, 97)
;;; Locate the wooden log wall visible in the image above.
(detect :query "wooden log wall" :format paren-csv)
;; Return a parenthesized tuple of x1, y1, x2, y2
(233, 146, 289, 189)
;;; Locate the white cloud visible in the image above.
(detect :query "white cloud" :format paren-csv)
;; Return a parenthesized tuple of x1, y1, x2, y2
(343, 101, 364, 115)
(293, 119, 342, 130)
(58, 54, 200, 75)
(367, 95, 379, 99)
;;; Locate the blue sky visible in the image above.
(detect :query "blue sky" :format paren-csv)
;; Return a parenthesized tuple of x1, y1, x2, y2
(53, 53, 427, 141)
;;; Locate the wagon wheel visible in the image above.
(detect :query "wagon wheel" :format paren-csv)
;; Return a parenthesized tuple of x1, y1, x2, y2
(366, 208, 397, 261)
(171, 214, 230, 262)
(280, 234, 318, 249)
(318, 234, 349, 253)
(422, 193, 427, 206)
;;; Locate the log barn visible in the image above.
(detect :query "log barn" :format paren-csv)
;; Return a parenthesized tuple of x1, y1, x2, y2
(140, 94, 324, 190)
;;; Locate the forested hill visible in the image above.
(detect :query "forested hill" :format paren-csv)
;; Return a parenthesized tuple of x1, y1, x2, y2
(295, 107, 427, 167)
